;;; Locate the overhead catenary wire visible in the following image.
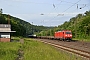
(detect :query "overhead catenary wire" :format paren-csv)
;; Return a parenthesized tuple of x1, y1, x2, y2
(57, 0, 82, 16)
(58, 0, 76, 4)
(3, 0, 87, 11)
(86, 5, 90, 10)
(46, 0, 84, 26)
(49, 0, 82, 21)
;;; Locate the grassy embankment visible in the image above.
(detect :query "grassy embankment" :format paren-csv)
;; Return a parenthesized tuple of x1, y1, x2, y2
(0, 37, 83, 60)
(0, 38, 20, 60)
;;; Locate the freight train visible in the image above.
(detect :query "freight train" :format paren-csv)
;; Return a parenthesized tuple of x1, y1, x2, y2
(30, 30, 72, 41)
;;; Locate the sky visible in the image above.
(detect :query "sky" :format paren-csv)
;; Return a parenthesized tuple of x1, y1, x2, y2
(0, 0, 90, 26)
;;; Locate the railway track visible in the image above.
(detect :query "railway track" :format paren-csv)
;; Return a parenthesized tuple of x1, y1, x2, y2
(37, 39, 90, 60)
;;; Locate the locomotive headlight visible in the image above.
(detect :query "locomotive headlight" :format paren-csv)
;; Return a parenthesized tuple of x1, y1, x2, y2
(70, 35, 72, 36)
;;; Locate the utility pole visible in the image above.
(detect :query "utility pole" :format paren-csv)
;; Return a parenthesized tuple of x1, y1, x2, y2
(32, 22, 33, 35)
(75, 4, 78, 38)
(8, 14, 10, 24)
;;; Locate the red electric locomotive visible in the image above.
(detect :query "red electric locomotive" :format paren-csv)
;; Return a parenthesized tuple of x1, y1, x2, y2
(54, 30, 72, 41)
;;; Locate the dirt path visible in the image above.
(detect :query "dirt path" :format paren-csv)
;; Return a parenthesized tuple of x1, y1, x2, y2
(16, 39, 24, 60)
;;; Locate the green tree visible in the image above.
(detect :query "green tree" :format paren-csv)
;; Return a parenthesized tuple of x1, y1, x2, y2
(0, 8, 3, 14)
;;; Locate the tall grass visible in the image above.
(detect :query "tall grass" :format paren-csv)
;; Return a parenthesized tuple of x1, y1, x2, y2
(0, 37, 84, 60)
(0, 42, 20, 60)
(23, 38, 82, 60)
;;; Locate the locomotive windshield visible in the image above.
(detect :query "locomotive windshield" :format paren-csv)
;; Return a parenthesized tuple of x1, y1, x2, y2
(65, 32, 71, 34)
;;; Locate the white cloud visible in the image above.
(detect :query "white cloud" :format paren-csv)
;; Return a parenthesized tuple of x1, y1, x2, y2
(11, 12, 83, 26)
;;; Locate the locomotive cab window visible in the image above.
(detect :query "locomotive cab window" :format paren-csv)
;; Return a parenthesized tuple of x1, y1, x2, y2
(65, 32, 71, 34)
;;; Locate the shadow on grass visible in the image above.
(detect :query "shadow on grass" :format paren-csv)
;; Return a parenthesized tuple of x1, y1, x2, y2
(10, 39, 20, 42)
